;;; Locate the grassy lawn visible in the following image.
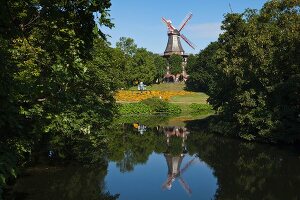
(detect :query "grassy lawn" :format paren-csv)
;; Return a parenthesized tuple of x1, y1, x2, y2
(126, 82, 209, 105)
(170, 92, 208, 104)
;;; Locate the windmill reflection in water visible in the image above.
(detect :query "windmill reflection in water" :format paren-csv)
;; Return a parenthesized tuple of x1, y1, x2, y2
(132, 123, 198, 195)
(161, 126, 197, 196)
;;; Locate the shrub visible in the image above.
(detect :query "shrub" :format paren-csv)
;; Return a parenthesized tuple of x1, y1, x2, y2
(141, 97, 169, 113)
(118, 98, 182, 115)
(118, 103, 152, 115)
(167, 104, 182, 114)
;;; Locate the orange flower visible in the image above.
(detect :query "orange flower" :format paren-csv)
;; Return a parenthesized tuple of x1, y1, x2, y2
(115, 90, 193, 102)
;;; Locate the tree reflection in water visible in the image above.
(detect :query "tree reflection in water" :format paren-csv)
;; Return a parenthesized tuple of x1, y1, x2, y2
(107, 117, 300, 200)
(6, 116, 300, 200)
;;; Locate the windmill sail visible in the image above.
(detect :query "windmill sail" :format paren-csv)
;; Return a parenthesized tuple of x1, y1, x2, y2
(180, 34, 196, 50)
(178, 13, 193, 32)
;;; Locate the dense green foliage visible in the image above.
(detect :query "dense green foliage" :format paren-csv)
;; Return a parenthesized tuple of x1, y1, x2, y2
(186, 42, 220, 92)
(125, 48, 156, 84)
(168, 54, 183, 74)
(115, 37, 168, 86)
(186, 0, 300, 143)
(0, 0, 117, 135)
(116, 37, 138, 57)
(141, 97, 170, 113)
(118, 98, 182, 115)
(0, 0, 118, 197)
(153, 55, 169, 82)
(119, 103, 152, 115)
(167, 103, 182, 114)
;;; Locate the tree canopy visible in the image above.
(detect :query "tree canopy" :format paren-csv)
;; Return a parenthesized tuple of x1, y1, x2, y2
(168, 54, 183, 74)
(187, 0, 300, 143)
(0, 0, 118, 195)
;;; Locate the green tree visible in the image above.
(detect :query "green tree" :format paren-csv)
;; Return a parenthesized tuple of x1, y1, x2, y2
(168, 54, 183, 74)
(208, 0, 300, 142)
(153, 55, 168, 82)
(116, 37, 138, 57)
(186, 42, 220, 92)
(0, 0, 116, 195)
(126, 48, 156, 85)
(90, 38, 128, 89)
(186, 54, 197, 73)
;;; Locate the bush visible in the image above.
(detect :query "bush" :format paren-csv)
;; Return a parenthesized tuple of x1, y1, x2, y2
(118, 98, 182, 115)
(189, 103, 213, 114)
(167, 104, 182, 114)
(118, 103, 152, 115)
(141, 97, 169, 113)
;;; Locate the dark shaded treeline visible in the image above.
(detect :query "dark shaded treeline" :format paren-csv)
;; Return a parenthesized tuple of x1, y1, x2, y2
(0, 0, 118, 197)
(185, 119, 300, 200)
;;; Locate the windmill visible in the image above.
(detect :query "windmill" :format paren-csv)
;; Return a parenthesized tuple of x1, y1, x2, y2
(162, 156, 197, 195)
(161, 13, 195, 81)
(162, 12, 196, 56)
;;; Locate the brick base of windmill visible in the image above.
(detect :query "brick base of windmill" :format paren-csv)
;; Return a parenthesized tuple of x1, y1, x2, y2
(163, 56, 189, 83)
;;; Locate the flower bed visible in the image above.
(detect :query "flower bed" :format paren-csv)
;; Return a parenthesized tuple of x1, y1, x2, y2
(115, 90, 192, 102)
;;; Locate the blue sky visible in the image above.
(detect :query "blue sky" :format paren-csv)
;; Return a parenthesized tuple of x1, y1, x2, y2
(100, 0, 268, 54)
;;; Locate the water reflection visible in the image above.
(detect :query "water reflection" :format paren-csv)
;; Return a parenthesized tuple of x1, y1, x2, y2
(162, 126, 192, 195)
(124, 123, 197, 196)
(133, 123, 147, 134)
(106, 118, 300, 200)
(106, 123, 216, 199)
(7, 116, 300, 200)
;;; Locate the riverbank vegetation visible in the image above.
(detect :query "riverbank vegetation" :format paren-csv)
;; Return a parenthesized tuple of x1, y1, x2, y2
(116, 83, 212, 115)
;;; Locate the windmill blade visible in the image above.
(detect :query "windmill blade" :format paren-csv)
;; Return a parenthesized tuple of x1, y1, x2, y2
(178, 13, 192, 32)
(161, 175, 173, 190)
(178, 176, 192, 195)
(180, 33, 196, 50)
(162, 17, 175, 32)
(180, 157, 196, 175)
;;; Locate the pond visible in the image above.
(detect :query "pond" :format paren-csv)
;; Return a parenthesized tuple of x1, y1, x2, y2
(7, 115, 300, 200)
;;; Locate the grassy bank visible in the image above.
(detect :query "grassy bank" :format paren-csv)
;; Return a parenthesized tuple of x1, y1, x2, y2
(117, 83, 213, 116)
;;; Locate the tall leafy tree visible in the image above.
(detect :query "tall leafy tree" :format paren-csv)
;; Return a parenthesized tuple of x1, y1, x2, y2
(153, 55, 168, 82)
(168, 54, 183, 74)
(0, 0, 116, 135)
(208, 0, 300, 142)
(90, 38, 128, 89)
(126, 48, 156, 85)
(116, 37, 138, 57)
(186, 42, 220, 92)
(0, 0, 116, 194)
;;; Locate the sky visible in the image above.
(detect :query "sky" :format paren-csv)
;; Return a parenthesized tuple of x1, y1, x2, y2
(100, 0, 268, 54)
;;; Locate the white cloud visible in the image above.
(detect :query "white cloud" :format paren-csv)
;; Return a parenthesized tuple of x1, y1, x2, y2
(185, 22, 222, 39)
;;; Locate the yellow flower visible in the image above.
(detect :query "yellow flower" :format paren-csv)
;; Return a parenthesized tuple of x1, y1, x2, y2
(115, 90, 193, 102)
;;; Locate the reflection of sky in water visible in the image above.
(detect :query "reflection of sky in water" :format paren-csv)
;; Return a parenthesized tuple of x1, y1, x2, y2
(105, 152, 217, 200)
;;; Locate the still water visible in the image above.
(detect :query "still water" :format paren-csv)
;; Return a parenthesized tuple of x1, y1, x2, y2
(9, 116, 300, 200)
